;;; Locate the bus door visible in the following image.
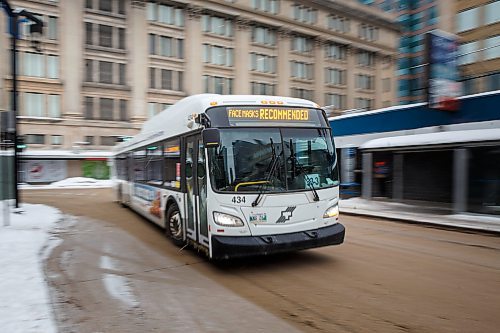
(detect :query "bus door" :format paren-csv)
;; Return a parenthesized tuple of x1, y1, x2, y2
(184, 134, 209, 245)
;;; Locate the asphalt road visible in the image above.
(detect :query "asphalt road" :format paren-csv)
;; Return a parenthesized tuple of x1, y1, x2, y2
(24, 188, 500, 333)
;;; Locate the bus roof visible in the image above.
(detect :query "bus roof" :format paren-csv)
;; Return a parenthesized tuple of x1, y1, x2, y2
(114, 94, 319, 154)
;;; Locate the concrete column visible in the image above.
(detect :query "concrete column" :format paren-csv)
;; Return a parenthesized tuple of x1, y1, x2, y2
(185, 5, 203, 95)
(277, 28, 291, 96)
(314, 37, 325, 105)
(362, 152, 373, 199)
(129, 0, 147, 123)
(453, 148, 469, 213)
(346, 46, 356, 110)
(393, 153, 404, 201)
(234, 17, 251, 94)
(60, 0, 83, 118)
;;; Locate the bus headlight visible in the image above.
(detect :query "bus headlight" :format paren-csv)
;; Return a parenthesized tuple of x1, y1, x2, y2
(213, 212, 244, 227)
(323, 204, 339, 219)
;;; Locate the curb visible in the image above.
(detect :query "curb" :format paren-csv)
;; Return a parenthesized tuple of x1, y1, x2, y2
(340, 209, 500, 236)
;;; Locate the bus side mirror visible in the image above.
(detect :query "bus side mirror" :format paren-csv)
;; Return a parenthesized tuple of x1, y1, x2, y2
(202, 128, 220, 148)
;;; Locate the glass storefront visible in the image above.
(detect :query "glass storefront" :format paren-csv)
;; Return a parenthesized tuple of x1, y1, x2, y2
(468, 146, 500, 215)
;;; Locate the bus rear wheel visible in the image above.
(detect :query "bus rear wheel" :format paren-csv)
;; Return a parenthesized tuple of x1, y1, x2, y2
(166, 204, 184, 247)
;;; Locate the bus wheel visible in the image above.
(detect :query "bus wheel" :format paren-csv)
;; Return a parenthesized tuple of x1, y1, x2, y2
(166, 204, 184, 247)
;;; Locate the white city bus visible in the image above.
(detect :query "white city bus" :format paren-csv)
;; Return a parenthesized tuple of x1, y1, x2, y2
(113, 94, 345, 259)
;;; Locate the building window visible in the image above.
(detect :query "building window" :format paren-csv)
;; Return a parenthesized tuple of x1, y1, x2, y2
(161, 69, 172, 90)
(328, 15, 349, 33)
(251, 82, 275, 95)
(99, 0, 112, 12)
(485, 2, 500, 25)
(98, 24, 113, 47)
(202, 15, 233, 37)
(358, 24, 378, 41)
(23, 92, 44, 117)
(252, 26, 276, 46)
(203, 44, 234, 66)
(203, 75, 233, 94)
(118, 0, 125, 15)
(358, 50, 375, 66)
(119, 100, 128, 121)
(149, 68, 155, 88)
(100, 98, 114, 120)
(26, 134, 45, 145)
(22, 52, 43, 77)
(250, 53, 276, 73)
(119, 63, 126, 85)
(291, 36, 313, 53)
(252, 0, 279, 14)
(356, 74, 375, 90)
(85, 59, 93, 81)
(85, 22, 93, 45)
(290, 88, 313, 100)
(85, 96, 93, 119)
(47, 16, 57, 40)
(149, 34, 184, 58)
(456, 7, 479, 32)
(484, 35, 500, 60)
(99, 61, 113, 84)
(292, 3, 317, 24)
(458, 41, 479, 65)
(355, 97, 373, 110)
(325, 43, 347, 60)
(48, 95, 60, 118)
(325, 68, 346, 85)
(147, 2, 184, 27)
(85, 60, 125, 85)
(324, 93, 346, 109)
(51, 135, 63, 145)
(291, 61, 313, 80)
(149, 68, 183, 91)
(118, 28, 125, 49)
(47, 55, 59, 79)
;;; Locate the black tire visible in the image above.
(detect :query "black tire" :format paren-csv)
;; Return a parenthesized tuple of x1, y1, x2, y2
(165, 204, 184, 247)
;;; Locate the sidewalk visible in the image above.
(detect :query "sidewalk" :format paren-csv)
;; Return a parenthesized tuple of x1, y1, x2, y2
(339, 197, 500, 234)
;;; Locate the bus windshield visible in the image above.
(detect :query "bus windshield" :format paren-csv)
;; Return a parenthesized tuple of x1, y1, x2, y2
(208, 127, 339, 193)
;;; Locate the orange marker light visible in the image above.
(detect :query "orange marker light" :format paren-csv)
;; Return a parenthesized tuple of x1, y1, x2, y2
(210, 101, 218, 106)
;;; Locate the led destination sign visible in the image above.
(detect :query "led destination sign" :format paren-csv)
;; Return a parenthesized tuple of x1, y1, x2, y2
(226, 107, 322, 127)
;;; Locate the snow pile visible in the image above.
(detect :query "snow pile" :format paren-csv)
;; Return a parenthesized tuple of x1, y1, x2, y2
(20, 177, 113, 189)
(0, 203, 61, 333)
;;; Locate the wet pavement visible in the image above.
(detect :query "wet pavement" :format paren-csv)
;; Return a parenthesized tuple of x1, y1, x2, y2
(24, 188, 500, 333)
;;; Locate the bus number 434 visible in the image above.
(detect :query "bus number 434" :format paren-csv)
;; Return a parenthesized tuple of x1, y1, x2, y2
(232, 196, 246, 204)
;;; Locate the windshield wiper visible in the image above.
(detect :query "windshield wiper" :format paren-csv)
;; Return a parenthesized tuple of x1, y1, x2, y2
(252, 138, 282, 207)
(289, 140, 319, 202)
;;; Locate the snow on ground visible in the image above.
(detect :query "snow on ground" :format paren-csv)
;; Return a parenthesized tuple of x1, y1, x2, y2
(20, 177, 113, 190)
(0, 202, 61, 333)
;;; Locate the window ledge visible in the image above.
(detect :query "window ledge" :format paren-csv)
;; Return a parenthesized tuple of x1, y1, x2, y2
(18, 116, 63, 122)
(85, 9, 126, 20)
(85, 45, 127, 55)
(82, 82, 131, 91)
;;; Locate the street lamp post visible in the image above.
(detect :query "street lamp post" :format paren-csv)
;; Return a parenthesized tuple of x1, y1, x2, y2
(1, 0, 43, 208)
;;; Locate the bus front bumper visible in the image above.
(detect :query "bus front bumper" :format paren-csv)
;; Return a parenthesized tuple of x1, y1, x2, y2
(211, 223, 345, 260)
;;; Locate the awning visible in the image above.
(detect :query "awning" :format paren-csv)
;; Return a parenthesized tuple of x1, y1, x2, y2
(359, 128, 500, 151)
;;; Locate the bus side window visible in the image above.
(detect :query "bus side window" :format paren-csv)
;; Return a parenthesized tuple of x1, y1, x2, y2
(164, 138, 181, 189)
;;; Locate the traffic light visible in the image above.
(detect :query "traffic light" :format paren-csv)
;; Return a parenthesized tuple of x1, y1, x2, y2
(16, 135, 27, 152)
